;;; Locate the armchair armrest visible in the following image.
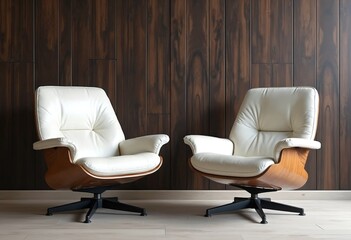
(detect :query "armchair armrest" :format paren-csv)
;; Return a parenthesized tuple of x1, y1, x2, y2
(274, 138, 321, 162)
(119, 134, 169, 155)
(33, 138, 77, 159)
(184, 135, 234, 155)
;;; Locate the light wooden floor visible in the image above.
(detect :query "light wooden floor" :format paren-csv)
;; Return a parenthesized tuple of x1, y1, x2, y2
(0, 198, 351, 240)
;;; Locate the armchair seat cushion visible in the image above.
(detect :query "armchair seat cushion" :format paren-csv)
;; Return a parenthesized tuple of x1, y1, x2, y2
(76, 153, 161, 177)
(191, 153, 275, 177)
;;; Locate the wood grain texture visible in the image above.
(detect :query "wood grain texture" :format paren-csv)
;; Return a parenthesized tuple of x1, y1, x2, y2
(186, 0, 210, 190)
(316, 0, 339, 190)
(251, 0, 292, 86)
(145, 0, 171, 190)
(252, 0, 271, 63)
(147, 0, 170, 115)
(12, 63, 37, 188)
(89, 59, 116, 104)
(0, 63, 13, 189)
(115, 0, 128, 130)
(144, 114, 171, 189)
(224, 0, 250, 191)
(191, 148, 310, 190)
(293, 0, 316, 85)
(92, 0, 115, 59)
(251, 64, 292, 87)
(209, 0, 225, 137)
(1, 198, 351, 238)
(116, 0, 147, 139)
(59, 0, 72, 85)
(128, 0, 148, 138)
(170, 0, 187, 189)
(72, 0, 92, 86)
(35, 0, 59, 86)
(270, 0, 292, 64)
(208, 0, 225, 190)
(251, 64, 271, 87)
(294, 0, 317, 190)
(340, 0, 351, 190)
(225, 0, 250, 138)
(0, 0, 12, 61)
(272, 64, 292, 87)
(41, 147, 161, 190)
(0, 0, 350, 190)
(11, 0, 33, 62)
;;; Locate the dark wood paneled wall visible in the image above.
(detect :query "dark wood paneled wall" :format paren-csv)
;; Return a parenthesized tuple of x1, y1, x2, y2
(1, 0, 350, 190)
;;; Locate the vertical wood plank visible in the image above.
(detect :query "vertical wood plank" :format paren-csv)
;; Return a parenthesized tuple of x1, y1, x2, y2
(12, 63, 42, 188)
(144, 114, 171, 189)
(170, 0, 187, 189)
(208, 0, 225, 190)
(92, 0, 115, 59)
(294, 0, 317, 190)
(225, 0, 250, 136)
(272, 64, 292, 87)
(11, 0, 33, 62)
(251, 64, 271, 87)
(252, 0, 271, 63)
(252, 64, 291, 87)
(147, 0, 170, 114)
(0, 0, 12, 61)
(35, 0, 59, 86)
(225, 0, 251, 191)
(115, 0, 127, 129)
(340, 0, 351, 190)
(116, 0, 147, 139)
(209, 0, 226, 189)
(128, 0, 147, 138)
(317, 0, 339, 190)
(146, 0, 171, 189)
(251, 0, 273, 89)
(72, 0, 92, 86)
(115, 0, 148, 189)
(252, 0, 292, 87)
(89, 59, 116, 104)
(270, 0, 292, 63)
(186, 0, 210, 190)
(59, 0, 72, 85)
(294, 0, 317, 86)
(0, 63, 13, 188)
(0, 0, 350, 191)
(209, 0, 225, 137)
(186, 0, 210, 138)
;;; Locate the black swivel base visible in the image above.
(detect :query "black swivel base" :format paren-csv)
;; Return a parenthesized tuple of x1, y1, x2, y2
(205, 186, 305, 224)
(46, 187, 146, 223)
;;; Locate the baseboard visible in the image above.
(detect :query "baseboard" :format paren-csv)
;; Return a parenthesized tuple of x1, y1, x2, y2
(1, 190, 351, 201)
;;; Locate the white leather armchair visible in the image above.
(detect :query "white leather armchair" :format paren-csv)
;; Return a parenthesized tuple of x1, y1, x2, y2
(184, 87, 321, 224)
(33, 86, 169, 223)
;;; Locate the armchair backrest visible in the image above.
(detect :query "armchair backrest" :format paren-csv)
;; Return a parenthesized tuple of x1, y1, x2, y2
(229, 87, 319, 158)
(35, 86, 125, 160)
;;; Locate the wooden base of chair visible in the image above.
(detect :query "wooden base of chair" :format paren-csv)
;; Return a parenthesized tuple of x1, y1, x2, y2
(46, 186, 146, 223)
(193, 148, 310, 190)
(205, 186, 305, 224)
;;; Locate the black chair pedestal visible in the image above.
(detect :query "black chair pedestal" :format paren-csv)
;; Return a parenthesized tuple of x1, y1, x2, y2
(205, 186, 305, 224)
(46, 187, 146, 223)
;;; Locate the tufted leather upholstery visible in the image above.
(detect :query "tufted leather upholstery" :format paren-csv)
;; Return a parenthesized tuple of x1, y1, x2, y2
(33, 86, 170, 223)
(184, 87, 320, 178)
(184, 87, 321, 224)
(34, 86, 169, 179)
(230, 87, 319, 161)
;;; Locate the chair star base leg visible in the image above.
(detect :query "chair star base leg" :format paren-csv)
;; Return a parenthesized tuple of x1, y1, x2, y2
(260, 198, 305, 215)
(46, 190, 146, 223)
(205, 186, 305, 224)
